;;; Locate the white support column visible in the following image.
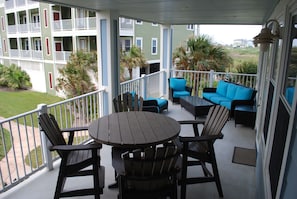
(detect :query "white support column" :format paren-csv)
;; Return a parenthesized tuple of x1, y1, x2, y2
(160, 24, 173, 98)
(96, 11, 120, 115)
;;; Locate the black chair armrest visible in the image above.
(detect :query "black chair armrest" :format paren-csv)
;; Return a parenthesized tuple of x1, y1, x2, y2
(186, 86, 193, 94)
(230, 99, 255, 116)
(179, 133, 224, 143)
(50, 142, 102, 151)
(203, 87, 217, 93)
(178, 120, 206, 137)
(60, 126, 89, 145)
(60, 126, 88, 133)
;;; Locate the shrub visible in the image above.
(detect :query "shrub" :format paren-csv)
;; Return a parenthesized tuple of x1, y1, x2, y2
(236, 61, 257, 74)
(0, 64, 32, 90)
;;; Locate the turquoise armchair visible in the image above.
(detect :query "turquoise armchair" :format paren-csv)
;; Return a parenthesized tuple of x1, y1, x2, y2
(168, 77, 192, 103)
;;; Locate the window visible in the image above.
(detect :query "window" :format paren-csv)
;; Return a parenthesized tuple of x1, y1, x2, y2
(3, 39, 6, 52)
(187, 24, 194, 30)
(283, 15, 297, 107)
(1, 16, 5, 31)
(48, 72, 53, 89)
(34, 38, 42, 51)
(45, 37, 50, 55)
(121, 18, 132, 24)
(32, 14, 40, 29)
(32, 14, 40, 23)
(136, 37, 143, 50)
(125, 39, 131, 52)
(22, 38, 29, 50)
(43, 9, 48, 27)
(151, 38, 157, 55)
(136, 20, 142, 25)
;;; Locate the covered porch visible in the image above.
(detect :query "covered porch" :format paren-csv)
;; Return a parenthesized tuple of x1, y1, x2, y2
(1, 101, 256, 199)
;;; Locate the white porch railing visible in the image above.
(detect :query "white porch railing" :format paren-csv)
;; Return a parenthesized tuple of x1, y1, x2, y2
(0, 90, 104, 192)
(0, 70, 257, 193)
(55, 51, 72, 61)
(120, 71, 165, 99)
(53, 19, 72, 31)
(171, 69, 257, 96)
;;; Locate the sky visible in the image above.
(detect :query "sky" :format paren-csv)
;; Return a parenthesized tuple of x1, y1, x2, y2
(199, 25, 262, 45)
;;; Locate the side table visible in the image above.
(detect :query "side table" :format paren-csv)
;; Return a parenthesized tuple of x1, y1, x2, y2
(234, 105, 256, 128)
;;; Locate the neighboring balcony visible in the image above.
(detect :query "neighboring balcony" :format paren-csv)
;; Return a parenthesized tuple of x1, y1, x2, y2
(7, 23, 41, 34)
(119, 19, 134, 36)
(8, 49, 43, 60)
(75, 17, 96, 30)
(54, 51, 72, 62)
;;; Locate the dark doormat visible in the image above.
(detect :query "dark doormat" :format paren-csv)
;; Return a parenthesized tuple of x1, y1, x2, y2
(232, 147, 256, 167)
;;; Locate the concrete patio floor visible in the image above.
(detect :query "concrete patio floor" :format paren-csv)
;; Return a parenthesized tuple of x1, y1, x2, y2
(1, 101, 256, 199)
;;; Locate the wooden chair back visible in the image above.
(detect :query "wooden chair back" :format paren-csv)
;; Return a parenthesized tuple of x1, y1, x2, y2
(39, 113, 66, 157)
(113, 92, 143, 112)
(123, 145, 178, 176)
(119, 145, 179, 198)
(201, 105, 229, 137)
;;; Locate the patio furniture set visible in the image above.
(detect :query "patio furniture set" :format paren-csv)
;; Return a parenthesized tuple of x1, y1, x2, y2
(37, 78, 256, 199)
(169, 78, 257, 128)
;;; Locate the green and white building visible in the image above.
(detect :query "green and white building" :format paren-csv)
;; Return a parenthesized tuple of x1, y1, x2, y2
(0, 0, 195, 95)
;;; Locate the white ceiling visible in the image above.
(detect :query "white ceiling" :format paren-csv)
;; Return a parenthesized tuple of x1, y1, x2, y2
(37, 0, 279, 25)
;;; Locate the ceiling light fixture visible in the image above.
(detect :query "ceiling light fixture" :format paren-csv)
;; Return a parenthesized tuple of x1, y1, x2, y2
(253, 19, 281, 51)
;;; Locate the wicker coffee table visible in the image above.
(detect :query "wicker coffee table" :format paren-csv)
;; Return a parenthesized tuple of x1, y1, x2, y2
(180, 96, 214, 119)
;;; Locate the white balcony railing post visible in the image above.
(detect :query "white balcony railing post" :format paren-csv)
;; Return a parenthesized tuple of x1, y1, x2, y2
(209, 70, 215, 87)
(141, 74, 147, 99)
(37, 104, 53, 170)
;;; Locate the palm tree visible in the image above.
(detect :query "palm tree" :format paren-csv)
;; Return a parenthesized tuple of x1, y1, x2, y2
(173, 35, 233, 72)
(56, 51, 97, 98)
(120, 45, 148, 80)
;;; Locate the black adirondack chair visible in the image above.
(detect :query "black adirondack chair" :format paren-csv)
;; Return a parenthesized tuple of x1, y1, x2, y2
(116, 145, 180, 199)
(178, 105, 229, 199)
(38, 113, 105, 199)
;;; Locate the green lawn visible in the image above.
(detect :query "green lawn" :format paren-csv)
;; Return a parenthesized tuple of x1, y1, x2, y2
(0, 90, 63, 117)
(0, 90, 63, 160)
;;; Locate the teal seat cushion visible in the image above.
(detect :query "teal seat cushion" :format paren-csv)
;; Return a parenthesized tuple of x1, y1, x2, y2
(233, 86, 253, 100)
(173, 90, 190, 98)
(203, 92, 221, 101)
(146, 97, 168, 107)
(170, 78, 186, 91)
(226, 84, 238, 99)
(220, 101, 232, 110)
(216, 80, 228, 97)
(210, 96, 230, 105)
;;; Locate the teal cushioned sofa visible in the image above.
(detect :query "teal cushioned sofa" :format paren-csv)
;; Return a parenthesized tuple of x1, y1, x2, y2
(202, 80, 256, 116)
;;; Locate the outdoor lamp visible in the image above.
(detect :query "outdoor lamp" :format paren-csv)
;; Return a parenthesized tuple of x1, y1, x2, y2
(253, 19, 281, 51)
